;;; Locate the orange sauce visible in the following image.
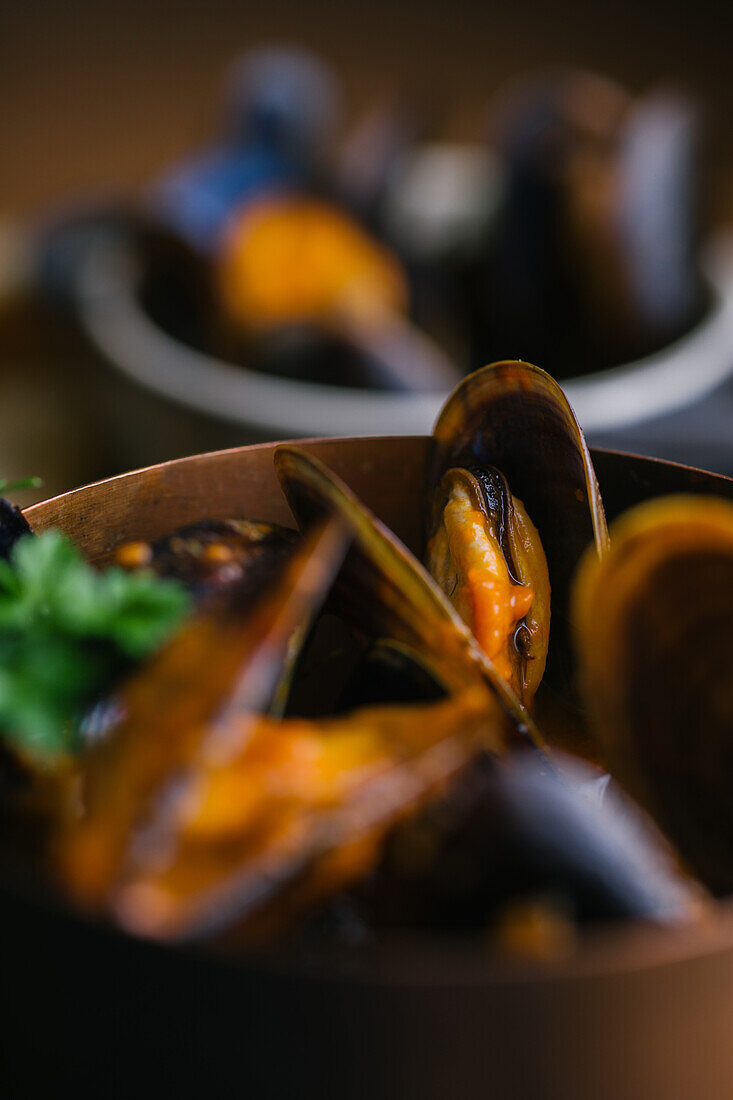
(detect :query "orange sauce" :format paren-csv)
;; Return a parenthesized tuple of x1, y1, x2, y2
(218, 197, 407, 329)
(430, 485, 534, 686)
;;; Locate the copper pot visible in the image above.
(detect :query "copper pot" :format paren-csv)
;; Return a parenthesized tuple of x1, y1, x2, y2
(7, 437, 733, 1099)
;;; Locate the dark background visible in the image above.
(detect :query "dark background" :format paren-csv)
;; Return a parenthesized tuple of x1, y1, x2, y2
(3, 0, 733, 217)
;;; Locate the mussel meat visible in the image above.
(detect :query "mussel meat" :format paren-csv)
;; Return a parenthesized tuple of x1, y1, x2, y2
(113, 518, 297, 602)
(426, 465, 550, 705)
(274, 444, 544, 751)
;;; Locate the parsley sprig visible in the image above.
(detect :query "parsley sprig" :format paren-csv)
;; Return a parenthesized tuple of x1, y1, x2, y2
(0, 477, 43, 494)
(0, 530, 191, 759)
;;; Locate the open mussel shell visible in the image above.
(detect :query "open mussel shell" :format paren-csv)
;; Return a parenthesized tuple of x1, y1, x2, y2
(113, 518, 297, 603)
(335, 751, 701, 936)
(432, 360, 608, 694)
(572, 496, 733, 895)
(112, 685, 495, 942)
(426, 464, 551, 706)
(79, 519, 300, 746)
(60, 517, 350, 909)
(274, 445, 543, 751)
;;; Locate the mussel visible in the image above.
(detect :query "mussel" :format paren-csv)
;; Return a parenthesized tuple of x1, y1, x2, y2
(60, 516, 505, 940)
(61, 434, 577, 939)
(113, 518, 296, 603)
(61, 519, 350, 911)
(76, 519, 301, 742)
(330, 751, 700, 937)
(112, 685, 493, 941)
(573, 495, 733, 895)
(430, 360, 608, 709)
(475, 72, 704, 377)
(426, 465, 550, 706)
(13, 366, 715, 953)
(274, 444, 543, 751)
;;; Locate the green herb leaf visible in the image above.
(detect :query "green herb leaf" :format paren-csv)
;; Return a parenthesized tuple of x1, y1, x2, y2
(0, 530, 191, 760)
(0, 476, 43, 494)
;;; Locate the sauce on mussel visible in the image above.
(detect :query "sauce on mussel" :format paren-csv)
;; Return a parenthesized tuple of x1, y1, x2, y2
(426, 466, 550, 704)
(114, 518, 297, 602)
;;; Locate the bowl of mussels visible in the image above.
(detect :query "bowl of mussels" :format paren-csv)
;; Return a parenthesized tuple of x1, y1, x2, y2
(3, 360, 733, 1097)
(43, 52, 733, 462)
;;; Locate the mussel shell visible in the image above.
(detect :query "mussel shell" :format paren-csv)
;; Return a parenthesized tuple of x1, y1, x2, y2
(432, 360, 608, 692)
(573, 495, 733, 895)
(80, 519, 300, 741)
(336, 640, 448, 712)
(61, 518, 350, 908)
(274, 445, 544, 752)
(112, 686, 495, 942)
(0, 499, 32, 562)
(282, 630, 448, 723)
(339, 751, 700, 933)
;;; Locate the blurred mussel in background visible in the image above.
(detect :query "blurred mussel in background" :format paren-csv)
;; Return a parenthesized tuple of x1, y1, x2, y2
(31, 48, 709, 403)
(473, 71, 706, 378)
(144, 58, 708, 386)
(120, 48, 463, 395)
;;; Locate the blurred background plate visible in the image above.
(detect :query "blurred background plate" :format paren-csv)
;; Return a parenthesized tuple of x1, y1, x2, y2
(71, 228, 733, 465)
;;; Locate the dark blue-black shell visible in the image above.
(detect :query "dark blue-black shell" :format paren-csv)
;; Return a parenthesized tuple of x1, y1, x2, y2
(339, 752, 697, 933)
(0, 500, 32, 562)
